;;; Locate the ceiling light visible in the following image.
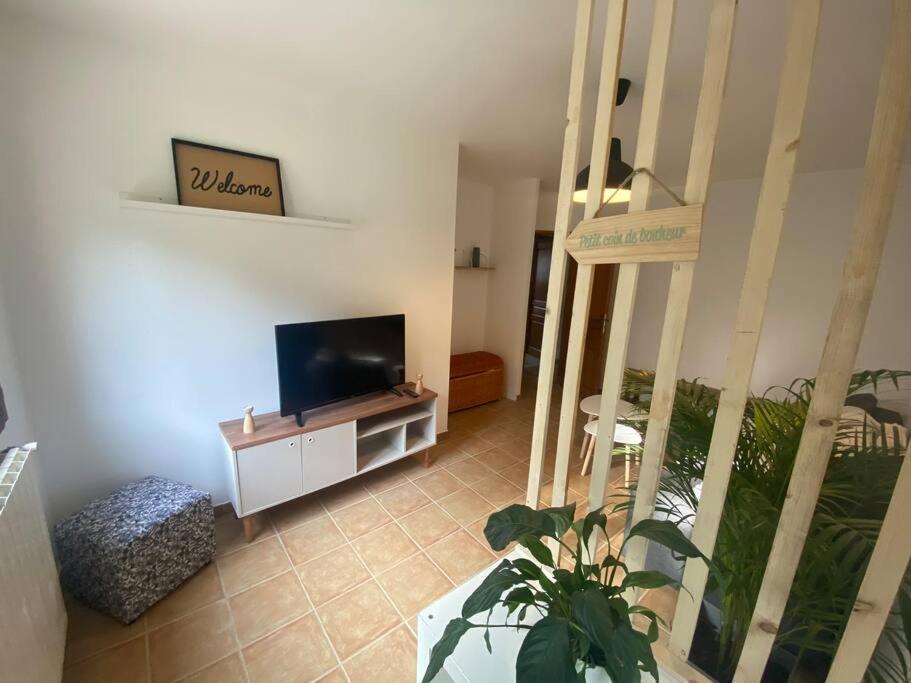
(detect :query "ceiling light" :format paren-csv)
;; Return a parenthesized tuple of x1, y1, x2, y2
(573, 137, 634, 205)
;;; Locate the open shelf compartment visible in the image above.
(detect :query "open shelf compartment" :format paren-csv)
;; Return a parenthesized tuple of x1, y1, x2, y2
(356, 426, 405, 473)
(356, 403, 434, 439)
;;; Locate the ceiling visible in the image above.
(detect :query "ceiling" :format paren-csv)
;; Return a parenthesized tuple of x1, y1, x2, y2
(2, 0, 900, 190)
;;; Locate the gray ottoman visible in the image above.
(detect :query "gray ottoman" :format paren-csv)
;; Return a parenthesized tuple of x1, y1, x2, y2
(54, 476, 215, 624)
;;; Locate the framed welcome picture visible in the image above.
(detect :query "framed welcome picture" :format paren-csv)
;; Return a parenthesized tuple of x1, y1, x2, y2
(171, 139, 285, 216)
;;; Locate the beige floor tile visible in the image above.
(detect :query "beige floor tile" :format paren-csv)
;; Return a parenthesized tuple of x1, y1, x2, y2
(376, 553, 453, 618)
(297, 545, 371, 606)
(498, 461, 531, 487)
(148, 601, 237, 683)
(316, 669, 348, 683)
(146, 563, 223, 629)
(425, 530, 497, 584)
(343, 625, 417, 683)
(412, 469, 463, 500)
(268, 495, 327, 533)
(436, 488, 493, 526)
(398, 505, 459, 548)
(281, 515, 346, 565)
(474, 447, 521, 472)
(243, 614, 336, 683)
(396, 454, 443, 480)
(427, 445, 470, 469)
(64, 597, 146, 666)
(469, 474, 524, 507)
(180, 653, 246, 683)
(445, 457, 495, 485)
(317, 581, 401, 659)
(639, 586, 679, 625)
(499, 439, 533, 461)
(455, 434, 495, 456)
(351, 522, 419, 574)
(320, 480, 372, 513)
(331, 498, 393, 539)
(229, 570, 311, 646)
(474, 425, 515, 446)
(375, 482, 432, 518)
(63, 636, 147, 683)
(360, 464, 409, 494)
(215, 512, 274, 557)
(216, 536, 291, 595)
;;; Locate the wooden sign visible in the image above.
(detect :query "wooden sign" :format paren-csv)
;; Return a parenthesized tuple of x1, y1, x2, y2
(565, 204, 703, 265)
(172, 139, 285, 216)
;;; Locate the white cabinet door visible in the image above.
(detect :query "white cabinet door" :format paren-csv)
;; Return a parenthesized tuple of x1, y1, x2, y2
(302, 421, 357, 494)
(236, 437, 303, 514)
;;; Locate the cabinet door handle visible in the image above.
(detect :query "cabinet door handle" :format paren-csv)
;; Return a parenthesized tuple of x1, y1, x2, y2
(289, 441, 296, 448)
(307, 436, 314, 444)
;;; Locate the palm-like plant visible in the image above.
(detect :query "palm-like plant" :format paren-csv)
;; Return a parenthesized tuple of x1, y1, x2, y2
(619, 368, 911, 681)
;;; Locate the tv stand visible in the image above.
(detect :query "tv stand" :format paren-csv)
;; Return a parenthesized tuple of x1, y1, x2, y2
(219, 384, 437, 542)
(387, 387, 404, 397)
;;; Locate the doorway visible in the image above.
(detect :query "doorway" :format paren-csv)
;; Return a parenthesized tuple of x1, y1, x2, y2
(522, 231, 617, 399)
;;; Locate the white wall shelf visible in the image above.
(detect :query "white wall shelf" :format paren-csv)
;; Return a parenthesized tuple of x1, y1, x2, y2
(119, 192, 352, 230)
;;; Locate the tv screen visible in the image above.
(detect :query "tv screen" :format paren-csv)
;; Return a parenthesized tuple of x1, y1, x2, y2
(275, 314, 405, 418)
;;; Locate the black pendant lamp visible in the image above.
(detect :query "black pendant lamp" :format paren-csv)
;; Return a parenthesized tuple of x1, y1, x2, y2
(573, 78, 633, 205)
(573, 137, 633, 205)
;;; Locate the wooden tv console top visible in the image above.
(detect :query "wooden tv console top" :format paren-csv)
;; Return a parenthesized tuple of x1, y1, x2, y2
(219, 383, 437, 450)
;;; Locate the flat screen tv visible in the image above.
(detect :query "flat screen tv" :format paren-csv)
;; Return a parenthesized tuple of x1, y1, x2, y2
(275, 314, 405, 424)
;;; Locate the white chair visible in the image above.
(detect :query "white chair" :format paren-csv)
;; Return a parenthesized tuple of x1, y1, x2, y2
(580, 421, 642, 488)
(578, 395, 646, 470)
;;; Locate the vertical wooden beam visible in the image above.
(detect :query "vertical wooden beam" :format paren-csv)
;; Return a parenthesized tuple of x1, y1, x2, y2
(734, 2, 911, 677)
(826, 441, 911, 683)
(525, 0, 595, 507)
(624, 0, 737, 578)
(667, 0, 823, 657)
(586, 0, 676, 539)
(546, 0, 628, 518)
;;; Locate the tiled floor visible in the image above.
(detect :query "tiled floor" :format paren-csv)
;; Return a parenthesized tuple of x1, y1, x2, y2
(62, 386, 659, 682)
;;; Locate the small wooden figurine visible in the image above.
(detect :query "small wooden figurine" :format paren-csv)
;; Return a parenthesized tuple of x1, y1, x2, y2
(242, 406, 256, 434)
(414, 373, 424, 395)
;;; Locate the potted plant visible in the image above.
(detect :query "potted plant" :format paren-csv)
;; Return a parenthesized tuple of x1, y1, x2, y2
(618, 368, 911, 682)
(421, 501, 715, 683)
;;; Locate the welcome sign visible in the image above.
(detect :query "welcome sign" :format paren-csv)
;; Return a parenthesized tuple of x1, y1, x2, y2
(172, 139, 285, 216)
(565, 204, 703, 265)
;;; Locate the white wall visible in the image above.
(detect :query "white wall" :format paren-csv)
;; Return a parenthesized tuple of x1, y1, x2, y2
(535, 190, 559, 230)
(0, 18, 459, 520)
(451, 178, 494, 354)
(0, 289, 31, 451)
(627, 166, 911, 392)
(450, 176, 540, 399)
(485, 178, 541, 399)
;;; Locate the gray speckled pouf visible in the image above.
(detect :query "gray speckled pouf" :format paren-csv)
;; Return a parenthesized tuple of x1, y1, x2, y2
(54, 476, 215, 624)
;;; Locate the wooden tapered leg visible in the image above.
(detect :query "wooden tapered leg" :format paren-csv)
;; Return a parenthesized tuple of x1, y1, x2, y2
(423, 449, 431, 468)
(624, 444, 631, 488)
(581, 435, 597, 476)
(242, 515, 255, 543)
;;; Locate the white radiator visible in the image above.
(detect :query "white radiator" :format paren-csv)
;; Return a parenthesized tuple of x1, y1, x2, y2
(0, 445, 66, 682)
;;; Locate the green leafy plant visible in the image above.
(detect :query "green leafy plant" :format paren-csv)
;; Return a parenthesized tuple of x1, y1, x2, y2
(619, 368, 911, 682)
(421, 502, 715, 683)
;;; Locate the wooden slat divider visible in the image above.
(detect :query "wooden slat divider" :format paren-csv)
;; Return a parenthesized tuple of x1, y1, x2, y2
(668, 0, 823, 658)
(826, 440, 911, 682)
(545, 0, 628, 531)
(623, 0, 737, 587)
(586, 0, 676, 549)
(734, 1, 911, 676)
(525, 0, 596, 508)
